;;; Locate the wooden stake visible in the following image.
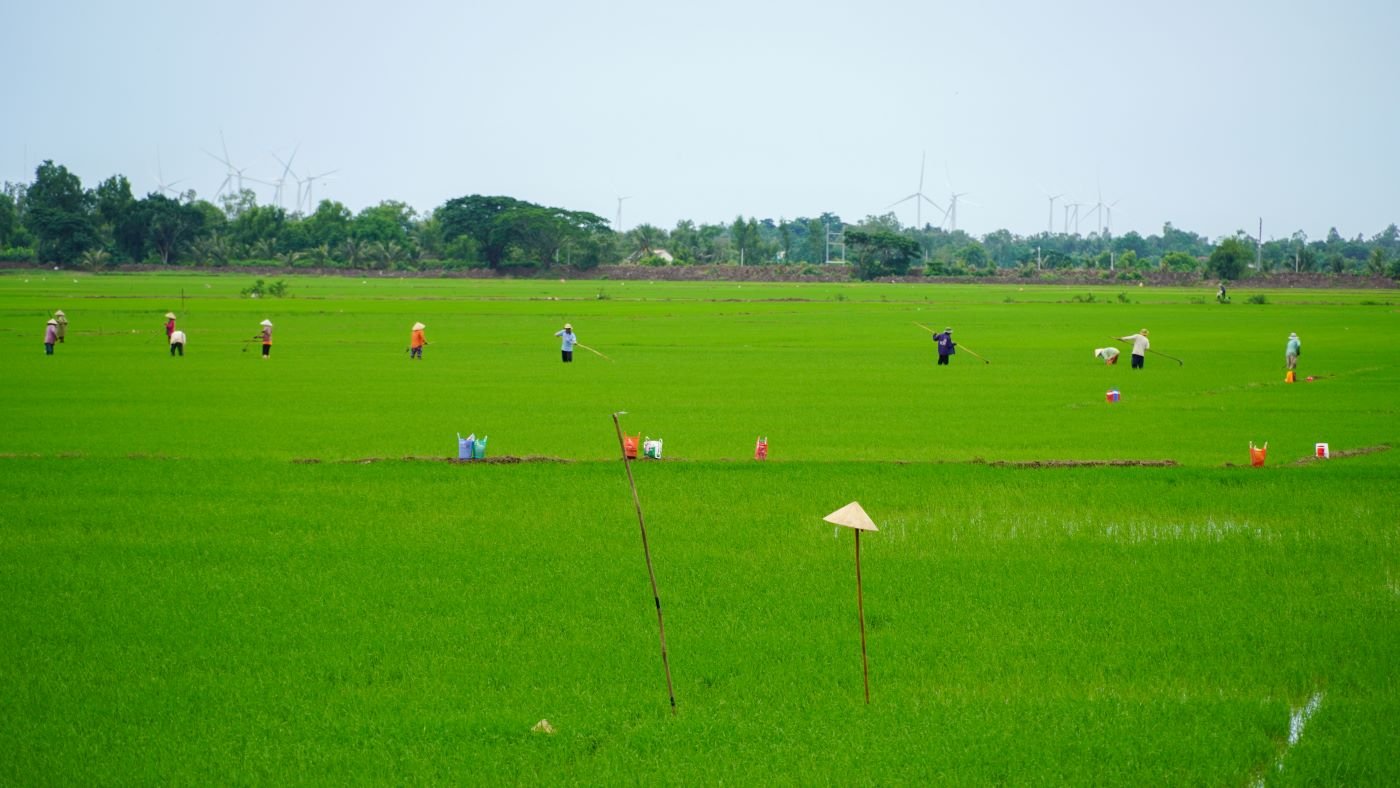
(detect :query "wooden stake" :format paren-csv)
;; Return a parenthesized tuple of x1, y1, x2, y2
(612, 412, 677, 714)
(855, 529, 870, 705)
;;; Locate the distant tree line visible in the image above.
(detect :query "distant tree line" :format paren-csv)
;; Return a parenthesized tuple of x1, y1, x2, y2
(2, 160, 1397, 282)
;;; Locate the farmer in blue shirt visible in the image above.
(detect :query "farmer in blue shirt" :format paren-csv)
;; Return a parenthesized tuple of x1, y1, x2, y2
(933, 327, 955, 365)
(1285, 332, 1301, 371)
(555, 323, 577, 363)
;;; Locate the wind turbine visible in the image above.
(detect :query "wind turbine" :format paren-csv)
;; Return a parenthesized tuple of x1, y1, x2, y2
(942, 165, 973, 233)
(300, 169, 338, 212)
(1104, 198, 1123, 237)
(944, 192, 969, 232)
(887, 152, 944, 229)
(270, 146, 299, 210)
(1064, 203, 1083, 235)
(153, 150, 184, 197)
(616, 196, 631, 232)
(203, 132, 253, 200)
(1042, 190, 1064, 234)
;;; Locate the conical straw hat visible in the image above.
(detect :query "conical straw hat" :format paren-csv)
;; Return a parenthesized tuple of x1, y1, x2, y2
(823, 501, 878, 531)
(260, 319, 273, 326)
(165, 312, 176, 319)
(412, 322, 425, 330)
(54, 310, 65, 316)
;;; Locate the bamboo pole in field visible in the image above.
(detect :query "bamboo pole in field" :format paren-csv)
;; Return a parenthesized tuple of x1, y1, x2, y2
(916, 322, 989, 363)
(577, 342, 614, 362)
(611, 411, 677, 714)
(1111, 336, 1184, 366)
(823, 501, 879, 704)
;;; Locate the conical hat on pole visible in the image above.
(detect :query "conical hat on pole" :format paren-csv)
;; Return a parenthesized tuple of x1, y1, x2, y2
(823, 501, 878, 532)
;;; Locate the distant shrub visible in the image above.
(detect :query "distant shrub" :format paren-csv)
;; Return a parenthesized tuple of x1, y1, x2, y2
(242, 279, 290, 298)
(1247, 294, 1268, 305)
(1071, 293, 1097, 303)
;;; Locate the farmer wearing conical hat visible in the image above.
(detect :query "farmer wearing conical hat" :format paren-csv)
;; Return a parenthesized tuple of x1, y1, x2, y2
(1285, 332, 1301, 371)
(254, 319, 273, 359)
(1094, 346, 1120, 366)
(53, 310, 68, 343)
(409, 322, 427, 360)
(554, 322, 577, 363)
(44, 318, 58, 355)
(933, 327, 955, 365)
(164, 312, 177, 340)
(1118, 328, 1150, 369)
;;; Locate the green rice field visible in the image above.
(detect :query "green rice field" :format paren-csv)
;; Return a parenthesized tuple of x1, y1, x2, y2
(3, 272, 1398, 783)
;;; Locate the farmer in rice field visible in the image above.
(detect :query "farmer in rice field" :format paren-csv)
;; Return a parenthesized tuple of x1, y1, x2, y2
(1118, 329, 1150, 369)
(1285, 332, 1301, 371)
(554, 322, 577, 363)
(255, 319, 273, 359)
(409, 322, 427, 359)
(53, 310, 68, 343)
(43, 318, 58, 355)
(164, 312, 177, 340)
(1094, 346, 1120, 365)
(933, 327, 956, 365)
(169, 328, 186, 357)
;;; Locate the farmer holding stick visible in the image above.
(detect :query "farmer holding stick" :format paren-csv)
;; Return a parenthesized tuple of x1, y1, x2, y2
(255, 319, 273, 359)
(1118, 329, 1150, 369)
(409, 322, 427, 360)
(933, 327, 956, 366)
(555, 322, 577, 363)
(53, 310, 68, 343)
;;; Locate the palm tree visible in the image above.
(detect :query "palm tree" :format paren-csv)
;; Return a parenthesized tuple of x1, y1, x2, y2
(249, 239, 276, 260)
(364, 240, 404, 270)
(338, 239, 365, 268)
(79, 248, 111, 272)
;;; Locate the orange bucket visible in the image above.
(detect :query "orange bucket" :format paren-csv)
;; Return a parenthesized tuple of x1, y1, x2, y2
(1249, 441, 1267, 467)
(623, 434, 639, 460)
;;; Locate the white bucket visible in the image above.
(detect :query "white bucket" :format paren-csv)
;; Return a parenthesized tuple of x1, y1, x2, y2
(1315, 442, 1329, 459)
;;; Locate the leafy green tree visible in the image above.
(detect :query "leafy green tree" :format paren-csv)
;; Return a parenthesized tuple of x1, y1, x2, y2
(435, 195, 529, 266)
(141, 194, 205, 264)
(0, 190, 19, 247)
(93, 175, 137, 257)
(845, 228, 921, 280)
(24, 160, 97, 263)
(229, 204, 286, 252)
(669, 220, 699, 264)
(353, 201, 416, 245)
(956, 243, 989, 270)
(1208, 236, 1253, 280)
(1160, 251, 1199, 272)
(297, 200, 353, 250)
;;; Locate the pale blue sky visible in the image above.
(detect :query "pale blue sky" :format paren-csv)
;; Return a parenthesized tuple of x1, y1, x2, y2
(5, 0, 1396, 241)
